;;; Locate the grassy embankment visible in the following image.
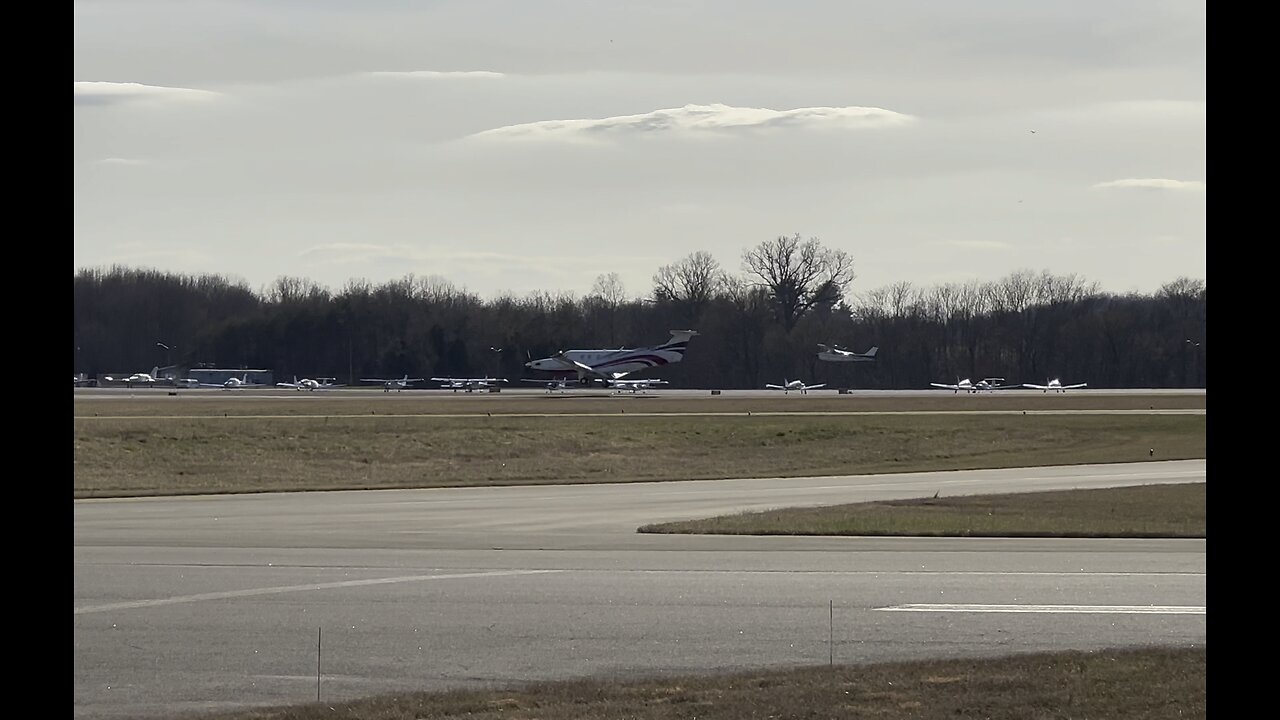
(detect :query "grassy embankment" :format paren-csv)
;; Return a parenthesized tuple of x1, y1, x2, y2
(74, 395, 1204, 497)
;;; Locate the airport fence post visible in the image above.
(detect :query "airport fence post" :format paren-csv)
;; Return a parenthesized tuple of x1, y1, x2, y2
(829, 600, 833, 666)
(317, 627, 322, 702)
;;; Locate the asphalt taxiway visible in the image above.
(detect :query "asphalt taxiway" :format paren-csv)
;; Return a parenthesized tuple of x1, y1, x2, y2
(74, 460, 1206, 719)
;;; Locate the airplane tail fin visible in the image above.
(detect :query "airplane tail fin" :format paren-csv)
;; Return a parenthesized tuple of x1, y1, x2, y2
(667, 330, 699, 342)
(864, 347, 878, 357)
(151, 366, 160, 378)
(817, 344, 830, 352)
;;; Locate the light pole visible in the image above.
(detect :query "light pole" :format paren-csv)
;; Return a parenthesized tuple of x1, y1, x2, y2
(156, 342, 173, 368)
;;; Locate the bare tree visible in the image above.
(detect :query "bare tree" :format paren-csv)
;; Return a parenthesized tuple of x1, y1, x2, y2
(652, 250, 726, 320)
(589, 272, 627, 307)
(588, 273, 627, 345)
(741, 234, 855, 331)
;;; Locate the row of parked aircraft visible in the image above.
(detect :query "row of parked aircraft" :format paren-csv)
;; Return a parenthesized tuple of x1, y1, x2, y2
(84, 336, 1087, 396)
(930, 377, 1088, 394)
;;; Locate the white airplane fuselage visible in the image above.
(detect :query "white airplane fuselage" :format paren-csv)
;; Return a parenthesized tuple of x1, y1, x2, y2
(525, 331, 697, 379)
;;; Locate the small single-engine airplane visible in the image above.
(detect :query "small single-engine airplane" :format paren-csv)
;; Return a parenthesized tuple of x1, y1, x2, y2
(275, 376, 342, 391)
(432, 377, 508, 392)
(103, 367, 162, 388)
(525, 330, 698, 385)
(1022, 378, 1088, 393)
(521, 377, 574, 393)
(930, 377, 1019, 394)
(608, 377, 669, 393)
(816, 344, 879, 362)
(199, 373, 266, 389)
(765, 378, 826, 395)
(360, 375, 426, 392)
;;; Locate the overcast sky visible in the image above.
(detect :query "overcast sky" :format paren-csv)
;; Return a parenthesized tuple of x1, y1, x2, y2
(74, 0, 1205, 301)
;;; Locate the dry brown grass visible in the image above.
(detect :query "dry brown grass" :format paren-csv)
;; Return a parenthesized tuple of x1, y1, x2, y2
(187, 645, 1205, 720)
(74, 410, 1205, 497)
(640, 482, 1206, 537)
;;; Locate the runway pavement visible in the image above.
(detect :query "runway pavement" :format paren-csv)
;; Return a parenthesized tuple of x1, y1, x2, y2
(76, 386, 1206, 399)
(73, 460, 1206, 719)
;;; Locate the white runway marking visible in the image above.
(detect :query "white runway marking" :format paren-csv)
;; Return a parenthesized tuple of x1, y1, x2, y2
(881, 603, 1204, 614)
(73, 569, 560, 615)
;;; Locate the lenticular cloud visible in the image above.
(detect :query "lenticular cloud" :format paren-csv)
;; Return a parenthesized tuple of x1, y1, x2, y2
(74, 81, 220, 106)
(471, 103, 915, 140)
(1092, 178, 1205, 192)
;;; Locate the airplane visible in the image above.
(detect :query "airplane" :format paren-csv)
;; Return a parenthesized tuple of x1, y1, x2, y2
(524, 330, 699, 385)
(203, 373, 264, 389)
(276, 376, 343, 391)
(431, 377, 508, 392)
(765, 378, 826, 395)
(816, 344, 879, 362)
(103, 367, 161, 388)
(1023, 378, 1088, 393)
(359, 374, 426, 392)
(930, 377, 1020, 394)
(520, 377, 574, 393)
(608, 377, 669, 393)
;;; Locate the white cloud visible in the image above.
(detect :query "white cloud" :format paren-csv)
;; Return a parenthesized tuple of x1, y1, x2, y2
(1092, 178, 1205, 191)
(470, 103, 916, 141)
(96, 157, 149, 166)
(74, 81, 221, 106)
(367, 70, 505, 79)
(942, 239, 1015, 251)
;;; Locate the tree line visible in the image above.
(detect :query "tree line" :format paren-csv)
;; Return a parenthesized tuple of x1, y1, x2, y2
(73, 235, 1206, 389)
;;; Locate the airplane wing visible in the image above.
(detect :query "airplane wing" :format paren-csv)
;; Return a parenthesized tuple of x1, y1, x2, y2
(930, 383, 959, 390)
(1060, 383, 1088, 389)
(804, 383, 827, 390)
(765, 384, 785, 389)
(1021, 384, 1049, 390)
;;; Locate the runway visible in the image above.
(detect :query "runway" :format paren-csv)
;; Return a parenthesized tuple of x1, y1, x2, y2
(73, 460, 1206, 719)
(75, 386, 1206, 399)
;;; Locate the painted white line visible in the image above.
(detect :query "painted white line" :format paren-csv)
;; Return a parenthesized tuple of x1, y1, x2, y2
(880, 603, 1204, 614)
(73, 569, 560, 615)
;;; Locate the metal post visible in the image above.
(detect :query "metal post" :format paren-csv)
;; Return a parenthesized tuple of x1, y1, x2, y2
(829, 600, 833, 666)
(316, 627, 322, 702)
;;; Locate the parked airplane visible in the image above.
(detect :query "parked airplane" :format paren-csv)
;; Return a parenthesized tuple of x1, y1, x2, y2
(816, 344, 879, 362)
(930, 377, 1019, 394)
(432, 377, 508, 392)
(521, 377, 574, 393)
(1023, 378, 1088, 393)
(524, 330, 699, 384)
(360, 374, 426, 392)
(103, 367, 161, 388)
(609, 378, 669, 393)
(765, 378, 826, 395)
(276, 376, 342, 391)
(203, 373, 264, 389)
